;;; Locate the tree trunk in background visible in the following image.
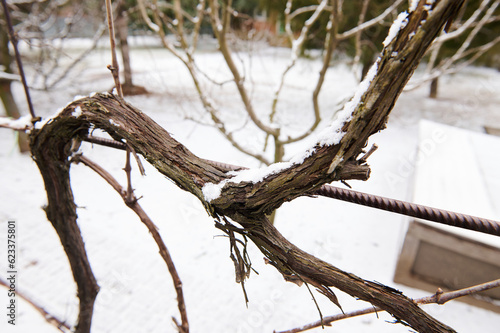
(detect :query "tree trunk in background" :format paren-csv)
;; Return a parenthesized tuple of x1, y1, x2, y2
(267, 9, 279, 35)
(116, 10, 132, 88)
(430, 77, 439, 98)
(0, 24, 30, 153)
(0, 81, 30, 152)
(115, 6, 147, 95)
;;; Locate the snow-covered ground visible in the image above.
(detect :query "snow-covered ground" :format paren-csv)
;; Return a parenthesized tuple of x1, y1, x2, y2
(1, 37, 500, 332)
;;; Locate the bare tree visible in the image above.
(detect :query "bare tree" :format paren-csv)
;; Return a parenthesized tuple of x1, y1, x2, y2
(25, 1, 482, 332)
(6, 0, 106, 91)
(135, 0, 409, 224)
(114, 0, 148, 95)
(136, 0, 406, 167)
(406, 0, 500, 97)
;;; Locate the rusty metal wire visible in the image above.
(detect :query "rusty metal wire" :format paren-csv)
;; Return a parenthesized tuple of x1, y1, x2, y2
(82, 135, 500, 237)
(315, 185, 500, 237)
(203, 159, 500, 237)
(84, 135, 127, 150)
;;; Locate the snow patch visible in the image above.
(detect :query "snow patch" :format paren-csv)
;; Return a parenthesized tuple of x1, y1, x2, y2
(34, 107, 67, 129)
(202, 162, 293, 202)
(289, 147, 315, 165)
(410, 0, 434, 12)
(383, 12, 408, 47)
(202, 182, 222, 202)
(409, 0, 419, 12)
(73, 106, 82, 118)
(109, 119, 121, 127)
(73, 95, 86, 101)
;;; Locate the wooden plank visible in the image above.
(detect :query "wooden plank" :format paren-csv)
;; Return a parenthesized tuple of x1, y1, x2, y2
(395, 120, 500, 312)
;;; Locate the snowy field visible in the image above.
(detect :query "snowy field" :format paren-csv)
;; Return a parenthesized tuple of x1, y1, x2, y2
(1, 37, 500, 332)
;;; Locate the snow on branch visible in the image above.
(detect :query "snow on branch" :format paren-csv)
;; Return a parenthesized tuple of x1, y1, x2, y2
(0, 115, 33, 131)
(383, 12, 409, 47)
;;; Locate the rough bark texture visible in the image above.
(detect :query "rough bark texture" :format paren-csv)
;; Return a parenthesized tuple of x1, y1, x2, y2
(30, 118, 99, 333)
(29, 1, 464, 332)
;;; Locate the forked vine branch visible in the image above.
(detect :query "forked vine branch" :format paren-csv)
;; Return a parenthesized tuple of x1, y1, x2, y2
(29, 1, 470, 332)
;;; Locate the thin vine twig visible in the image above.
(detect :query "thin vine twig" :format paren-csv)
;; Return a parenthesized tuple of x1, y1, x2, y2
(0, 276, 71, 332)
(105, 0, 123, 97)
(1, 0, 36, 118)
(276, 279, 500, 333)
(72, 154, 189, 333)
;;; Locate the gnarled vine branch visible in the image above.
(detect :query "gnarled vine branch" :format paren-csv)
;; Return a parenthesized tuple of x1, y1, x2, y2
(29, 1, 465, 332)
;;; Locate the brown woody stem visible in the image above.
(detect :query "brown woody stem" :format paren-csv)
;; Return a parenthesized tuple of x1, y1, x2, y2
(29, 1, 464, 332)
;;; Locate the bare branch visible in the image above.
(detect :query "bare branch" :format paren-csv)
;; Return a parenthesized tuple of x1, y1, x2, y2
(208, 0, 279, 137)
(190, 112, 272, 165)
(0, 276, 71, 332)
(1, 0, 36, 117)
(155, 0, 198, 23)
(137, 0, 160, 32)
(267, 0, 331, 153)
(407, 0, 500, 90)
(287, 0, 337, 144)
(440, 0, 500, 71)
(338, 0, 405, 40)
(288, 5, 331, 21)
(0, 115, 33, 131)
(351, 0, 371, 78)
(435, 0, 491, 43)
(172, 0, 188, 50)
(421, 280, 500, 305)
(140, 0, 263, 163)
(277, 279, 500, 333)
(73, 154, 190, 333)
(45, 24, 107, 90)
(105, 0, 123, 97)
(190, 0, 206, 53)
